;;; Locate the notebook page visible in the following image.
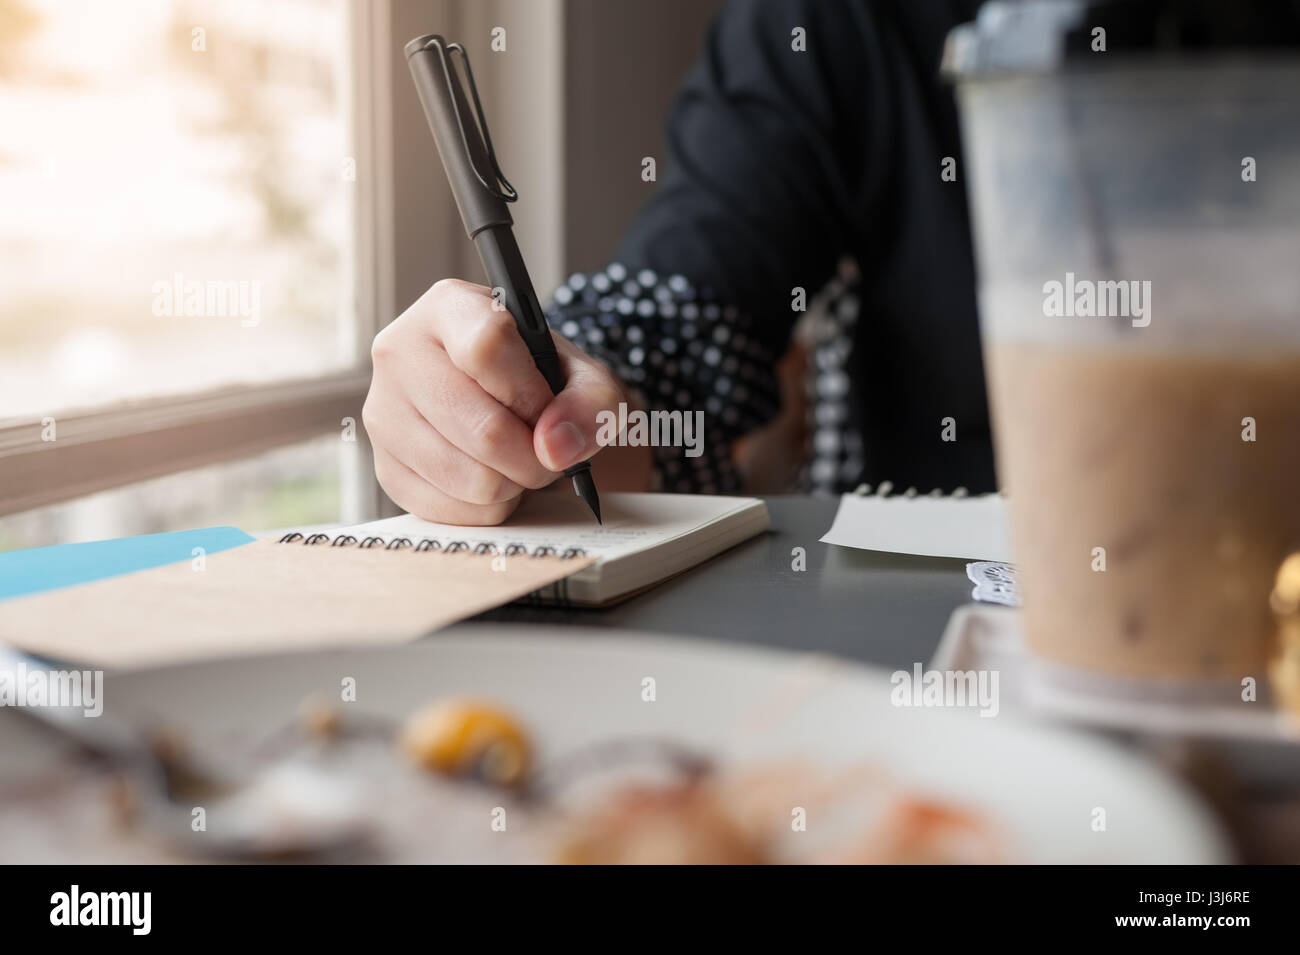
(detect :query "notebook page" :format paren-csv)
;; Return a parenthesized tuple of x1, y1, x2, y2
(333, 492, 756, 561)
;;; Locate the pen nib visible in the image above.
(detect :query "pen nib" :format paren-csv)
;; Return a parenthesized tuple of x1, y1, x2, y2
(569, 466, 602, 525)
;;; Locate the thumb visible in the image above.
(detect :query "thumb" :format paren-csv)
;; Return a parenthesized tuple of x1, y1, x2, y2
(533, 353, 625, 472)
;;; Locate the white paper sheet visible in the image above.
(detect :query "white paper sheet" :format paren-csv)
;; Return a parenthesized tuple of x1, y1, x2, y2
(820, 493, 1014, 562)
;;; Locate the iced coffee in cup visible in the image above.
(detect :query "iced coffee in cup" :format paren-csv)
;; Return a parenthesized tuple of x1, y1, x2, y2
(945, 3, 1300, 686)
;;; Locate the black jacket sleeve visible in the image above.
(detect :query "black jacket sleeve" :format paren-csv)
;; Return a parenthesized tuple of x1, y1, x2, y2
(615, 0, 884, 354)
(548, 0, 886, 492)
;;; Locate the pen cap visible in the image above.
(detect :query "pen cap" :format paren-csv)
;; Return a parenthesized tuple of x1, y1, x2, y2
(407, 35, 513, 238)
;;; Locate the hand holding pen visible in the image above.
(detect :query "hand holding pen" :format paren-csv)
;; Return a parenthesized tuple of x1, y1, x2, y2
(360, 36, 633, 526)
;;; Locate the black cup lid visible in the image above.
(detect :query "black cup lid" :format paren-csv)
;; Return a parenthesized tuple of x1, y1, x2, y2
(943, 0, 1300, 78)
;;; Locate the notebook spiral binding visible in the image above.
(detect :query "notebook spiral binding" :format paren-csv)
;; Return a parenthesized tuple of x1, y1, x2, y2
(851, 482, 1004, 499)
(276, 531, 587, 560)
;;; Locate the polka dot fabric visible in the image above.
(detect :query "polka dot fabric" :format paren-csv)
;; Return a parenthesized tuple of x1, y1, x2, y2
(802, 277, 865, 496)
(546, 263, 781, 494)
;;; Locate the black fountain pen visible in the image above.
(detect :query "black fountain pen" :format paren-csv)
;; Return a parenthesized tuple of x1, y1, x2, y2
(406, 35, 601, 523)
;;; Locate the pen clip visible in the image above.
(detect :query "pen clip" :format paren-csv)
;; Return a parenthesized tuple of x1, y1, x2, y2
(423, 36, 517, 203)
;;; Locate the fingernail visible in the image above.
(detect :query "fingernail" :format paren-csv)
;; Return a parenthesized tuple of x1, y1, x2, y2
(542, 421, 586, 470)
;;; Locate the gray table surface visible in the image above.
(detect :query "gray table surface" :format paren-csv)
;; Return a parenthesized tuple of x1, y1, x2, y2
(472, 495, 973, 668)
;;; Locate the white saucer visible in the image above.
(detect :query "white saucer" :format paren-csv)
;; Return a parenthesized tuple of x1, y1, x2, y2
(932, 605, 1300, 743)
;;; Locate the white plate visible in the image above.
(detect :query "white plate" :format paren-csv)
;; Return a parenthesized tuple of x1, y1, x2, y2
(0, 625, 1230, 863)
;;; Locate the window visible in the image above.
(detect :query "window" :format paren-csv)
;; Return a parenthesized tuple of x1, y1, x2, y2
(0, 0, 389, 537)
(0, 0, 361, 416)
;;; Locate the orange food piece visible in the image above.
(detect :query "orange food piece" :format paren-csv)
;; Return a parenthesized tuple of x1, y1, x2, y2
(399, 699, 531, 787)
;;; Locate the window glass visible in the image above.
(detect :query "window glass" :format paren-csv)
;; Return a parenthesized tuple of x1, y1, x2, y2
(0, 0, 357, 421)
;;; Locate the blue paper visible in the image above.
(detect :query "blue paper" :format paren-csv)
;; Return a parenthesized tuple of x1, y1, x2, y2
(0, 527, 256, 601)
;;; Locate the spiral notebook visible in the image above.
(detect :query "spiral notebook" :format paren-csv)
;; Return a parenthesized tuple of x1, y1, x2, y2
(290, 491, 771, 607)
(0, 492, 768, 668)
